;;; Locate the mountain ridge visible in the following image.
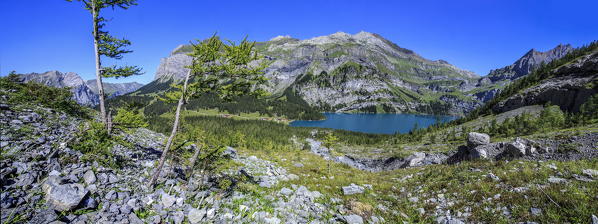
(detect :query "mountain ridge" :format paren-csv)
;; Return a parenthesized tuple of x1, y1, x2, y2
(153, 31, 481, 115)
(19, 71, 142, 106)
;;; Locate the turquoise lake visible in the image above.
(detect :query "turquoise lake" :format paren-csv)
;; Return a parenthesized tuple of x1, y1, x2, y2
(290, 113, 458, 134)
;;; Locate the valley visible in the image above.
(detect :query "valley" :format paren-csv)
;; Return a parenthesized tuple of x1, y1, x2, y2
(1, 3, 597, 223)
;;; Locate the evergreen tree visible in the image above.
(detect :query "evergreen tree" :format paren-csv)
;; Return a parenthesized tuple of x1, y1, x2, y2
(148, 35, 268, 187)
(321, 132, 339, 175)
(67, 0, 142, 131)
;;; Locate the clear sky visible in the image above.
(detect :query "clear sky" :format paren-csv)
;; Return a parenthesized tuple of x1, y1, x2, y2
(1, 0, 597, 84)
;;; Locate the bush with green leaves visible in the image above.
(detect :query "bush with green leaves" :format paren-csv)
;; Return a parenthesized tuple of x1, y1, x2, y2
(579, 94, 598, 121)
(69, 121, 120, 168)
(113, 106, 148, 130)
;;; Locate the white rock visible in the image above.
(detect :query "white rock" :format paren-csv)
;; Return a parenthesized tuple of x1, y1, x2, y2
(83, 170, 96, 185)
(187, 208, 206, 224)
(582, 169, 598, 178)
(161, 193, 176, 208)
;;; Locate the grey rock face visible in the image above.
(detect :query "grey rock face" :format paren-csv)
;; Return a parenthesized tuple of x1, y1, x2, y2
(467, 132, 490, 148)
(492, 51, 598, 113)
(19, 71, 143, 106)
(487, 44, 573, 82)
(505, 140, 527, 157)
(154, 50, 192, 81)
(86, 79, 143, 97)
(42, 177, 89, 211)
(469, 145, 489, 159)
(20, 71, 99, 106)
(153, 31, 480, 115)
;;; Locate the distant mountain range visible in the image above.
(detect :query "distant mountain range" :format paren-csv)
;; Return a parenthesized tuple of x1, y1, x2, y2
(18, 71, 142, 106)
(17, 32, 580, 116)
(486, 44, 573, 82)
(155, 31, 481, 115)
(150, 31, 574, 115)
(470, 44, 574, 103)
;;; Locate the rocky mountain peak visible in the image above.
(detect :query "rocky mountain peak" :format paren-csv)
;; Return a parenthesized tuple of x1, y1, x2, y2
(270, 35, 293, 41)
(487, 44, 574, 82)
(21, 70, 86, 88)
(152, 31, 481, 115)
(18, 71, 142, 106)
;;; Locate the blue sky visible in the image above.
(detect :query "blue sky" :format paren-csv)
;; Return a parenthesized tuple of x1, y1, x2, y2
(1, 0, 597, 84)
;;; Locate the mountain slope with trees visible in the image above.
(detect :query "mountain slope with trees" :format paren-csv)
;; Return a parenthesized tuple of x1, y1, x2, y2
(153, 32, 481, 115)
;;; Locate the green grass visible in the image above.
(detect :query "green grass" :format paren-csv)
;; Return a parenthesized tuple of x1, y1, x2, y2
(241, 146, 598, 223)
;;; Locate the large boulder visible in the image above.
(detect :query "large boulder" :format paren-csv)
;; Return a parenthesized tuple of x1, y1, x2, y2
(402, 152, 426, 167)
(42, 176, 89, 211)
(505, 139, 527, 157)
(467, 132, 490, 148)
(468, 143, 504, 160)
(469, 146, 488, 159)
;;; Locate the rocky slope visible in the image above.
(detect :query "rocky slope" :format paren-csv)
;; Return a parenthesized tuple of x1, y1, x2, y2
(0, 101, 377, 223)
(471, 44, 574, 103)
(3, 74, 598, 223)
(153, 32, 481, 115)
(492, 48, 598, 113)
(19, 71, 142, 106)
(486, 44, 573, 83)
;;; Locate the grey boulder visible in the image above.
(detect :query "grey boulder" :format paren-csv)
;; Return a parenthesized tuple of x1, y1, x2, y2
(187, 208, 206, 224)
(83, 170, 96, 185)
(506, 139, 527, 157)
(343, 214, 364, 224)
(42, 176, 89, 211)
(342, 183, 365, 195)
(467, 132, 490, 148)
(402, 152, 426, 167)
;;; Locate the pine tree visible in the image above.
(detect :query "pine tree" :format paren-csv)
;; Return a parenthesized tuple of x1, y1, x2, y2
(67, 0, 142, 131)
(148, 35, 268, 187)
(321, 132, 339, 175)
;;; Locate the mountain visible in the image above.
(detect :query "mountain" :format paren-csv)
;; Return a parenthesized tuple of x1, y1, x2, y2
(86, 80, 143, 98)
(153, 31, 480, 115)
(485, 44, 573, 83)
(19, 71, 99, 106)
(471, 44, 574, 103)
(472, 41, 598, 117)
(19, 71, 142, 106)
(492, 46, 597, 113)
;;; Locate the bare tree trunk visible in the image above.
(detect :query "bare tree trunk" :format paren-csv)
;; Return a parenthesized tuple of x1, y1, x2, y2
(187, 144, 202, 178)
(106, 111, 113, 134)
(92, 0, 107, 126)
(148, 69, 192, 187)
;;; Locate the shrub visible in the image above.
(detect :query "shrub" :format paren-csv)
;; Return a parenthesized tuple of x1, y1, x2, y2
(69, 121, 119, 168)
(113, 107, 148, 130)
